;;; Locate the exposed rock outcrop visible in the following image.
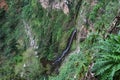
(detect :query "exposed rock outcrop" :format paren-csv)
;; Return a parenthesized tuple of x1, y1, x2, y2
(0, 0, 8, 10)
(39, 0, 70, 14)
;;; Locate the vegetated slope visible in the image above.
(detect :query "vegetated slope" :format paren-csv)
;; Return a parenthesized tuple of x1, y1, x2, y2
(50, 0, 120, 80)
(0, 0, 120, 80)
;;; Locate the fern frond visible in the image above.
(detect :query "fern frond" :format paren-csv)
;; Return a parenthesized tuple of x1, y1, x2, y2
(93, 34, 120, 80)
(108, 54, 120, 63)
(95, 64, 113, 76)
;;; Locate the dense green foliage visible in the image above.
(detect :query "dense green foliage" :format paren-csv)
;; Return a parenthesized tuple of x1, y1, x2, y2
(49, 52, 89, 80)
(0, 1, 26, 79)
(0, 0, 77, 79)
(93, 35, 120, 80)
(21, 0, 76, 60)
(0, 0, 120, 80)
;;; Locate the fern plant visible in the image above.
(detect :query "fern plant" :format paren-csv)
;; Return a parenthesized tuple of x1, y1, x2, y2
(92, 35, 120, 80)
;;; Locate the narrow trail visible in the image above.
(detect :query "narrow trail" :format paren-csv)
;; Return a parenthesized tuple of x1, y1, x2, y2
(23, 20, 38, 54)
(53, 29, 77, 65)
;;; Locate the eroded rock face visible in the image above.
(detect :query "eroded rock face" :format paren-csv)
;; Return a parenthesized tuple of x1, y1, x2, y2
(39, 0, 49, 9)
(0, 0, 8, 10)
(39, 0, 70, 15)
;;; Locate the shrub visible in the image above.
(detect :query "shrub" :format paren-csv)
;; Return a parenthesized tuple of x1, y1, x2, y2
(92, 35, 120, 80)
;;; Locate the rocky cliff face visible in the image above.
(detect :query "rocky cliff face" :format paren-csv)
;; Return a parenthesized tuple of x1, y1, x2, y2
(39, 0, 70, 14)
